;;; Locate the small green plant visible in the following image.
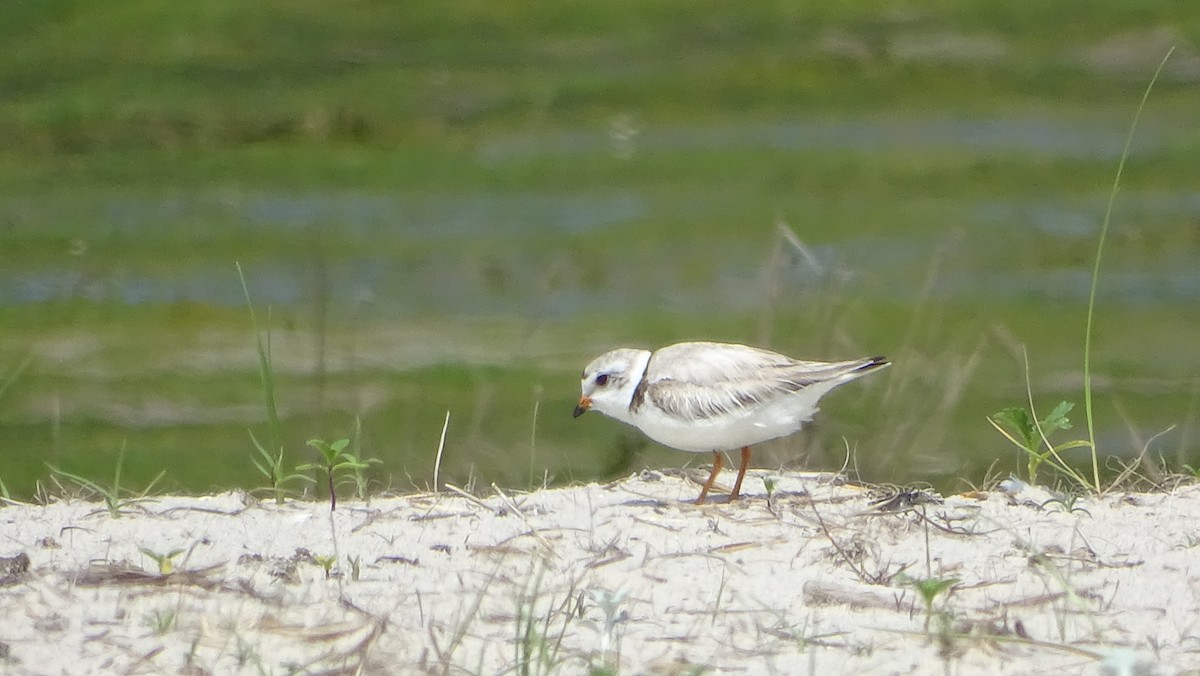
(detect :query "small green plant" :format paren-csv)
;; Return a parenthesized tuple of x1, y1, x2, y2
(348, 554, 361, 582)
(250, 433, 309, 505)
(514, 567, 571, 676)
(239, 262, 306, 505)
(763, 476, 779, 515)
(989, 401, 1092, 487)
(233, 634, 261, 669)
(582, 587, 628, 673)
(1039, 491, 1092, 517)
(144, 607, 178, 635)
(347, 417, 378, 500)
(298, 437, 381, 511)
(140, 547, 185, 575)
(900, 574, 958, 633)
(516, 600, 553, 676)
(314, 553, 337, 579)
(988, 48, 1174, 495)
(47, 443, 164, 518)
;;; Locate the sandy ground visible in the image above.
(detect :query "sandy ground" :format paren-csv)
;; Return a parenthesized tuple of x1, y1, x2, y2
(1, 470, 1199, 675)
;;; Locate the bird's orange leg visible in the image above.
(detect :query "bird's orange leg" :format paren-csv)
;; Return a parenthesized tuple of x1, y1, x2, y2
(729, 446, 751, 501)
(696, 451, 723, 504)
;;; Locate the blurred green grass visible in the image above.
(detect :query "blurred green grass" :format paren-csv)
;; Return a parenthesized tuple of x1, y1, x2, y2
(4, 0, 1199, 153)
(1, 1, 1199, 498)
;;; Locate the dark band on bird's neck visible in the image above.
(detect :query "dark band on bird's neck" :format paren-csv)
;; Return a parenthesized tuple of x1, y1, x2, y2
(627, 354, 653, 413)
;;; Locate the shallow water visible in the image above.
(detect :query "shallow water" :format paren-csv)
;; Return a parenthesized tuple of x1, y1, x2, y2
(477, 116, 1159, 163)
(5, 192, 1199, 311)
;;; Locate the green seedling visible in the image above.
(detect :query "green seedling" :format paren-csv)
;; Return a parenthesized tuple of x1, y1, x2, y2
(763, 476, 779, 515)
(584, 587, 629, 672)
(239, 262, 306, 504)
(514, 566, 571, 676)
(299, 437, 381, 511)
(1039, 491, 1092, 517)
(314, 554, 337, 579)
(348, 554, 361, 582)
(233, 635, 260, 669)
(900, 574, 958, 634)
(250, 431, 309, 504)
(47, 443, 164, 518)
(989, 402, 1091, 487)
(144, 607, 178, 635)
(240, 270, 294, 503)
(140, 547, 185, 575)
(347, 417, 378, 500)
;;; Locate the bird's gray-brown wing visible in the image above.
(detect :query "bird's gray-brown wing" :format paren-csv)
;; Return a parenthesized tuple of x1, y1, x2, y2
(631, 343, 877, 421)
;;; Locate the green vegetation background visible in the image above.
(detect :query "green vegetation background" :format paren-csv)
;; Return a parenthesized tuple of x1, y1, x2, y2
(2, 1, 1199, 498)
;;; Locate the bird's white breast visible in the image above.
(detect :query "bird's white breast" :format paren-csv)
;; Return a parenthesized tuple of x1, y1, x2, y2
(628, 388, 827, 453)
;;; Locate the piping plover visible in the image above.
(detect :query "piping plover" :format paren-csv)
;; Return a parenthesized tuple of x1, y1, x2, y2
(574, 341, 889, 503)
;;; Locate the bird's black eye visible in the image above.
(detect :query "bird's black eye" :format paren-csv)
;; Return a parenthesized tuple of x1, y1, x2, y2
(595, 373, 609, 386)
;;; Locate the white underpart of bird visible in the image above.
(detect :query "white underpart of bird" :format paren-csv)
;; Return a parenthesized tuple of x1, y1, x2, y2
(574, 341, 890, 503)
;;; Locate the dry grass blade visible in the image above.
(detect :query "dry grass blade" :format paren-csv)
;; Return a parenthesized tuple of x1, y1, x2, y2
(433, 410, 451, 491)
(75, 562, 226, 589)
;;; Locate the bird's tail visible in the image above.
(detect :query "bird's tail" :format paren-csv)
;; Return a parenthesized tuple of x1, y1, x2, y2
(853, 356, 890, 374)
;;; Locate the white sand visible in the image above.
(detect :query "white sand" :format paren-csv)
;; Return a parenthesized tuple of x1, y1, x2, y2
(1, 471, 1198, 675)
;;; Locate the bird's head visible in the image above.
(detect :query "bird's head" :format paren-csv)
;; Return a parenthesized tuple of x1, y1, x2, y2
(574, 348, 651, 422)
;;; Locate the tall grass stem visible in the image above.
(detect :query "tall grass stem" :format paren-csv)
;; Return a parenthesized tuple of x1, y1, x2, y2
(1084, 47, 1174, 490)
